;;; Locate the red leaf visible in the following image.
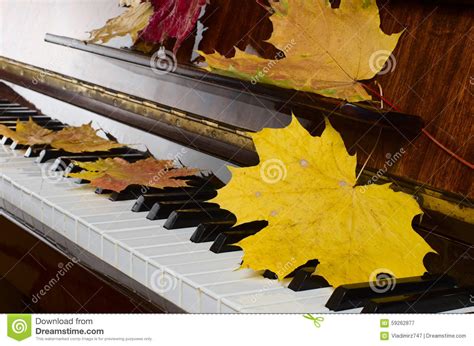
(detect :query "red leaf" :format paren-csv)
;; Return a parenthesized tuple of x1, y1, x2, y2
(141, 0, 206, 52)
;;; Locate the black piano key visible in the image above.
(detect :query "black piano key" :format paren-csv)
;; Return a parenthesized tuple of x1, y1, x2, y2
(0, 119, 62, 127)
(325, 274, 458, 311)
(25, 145, 49, 158)
(190, 221, 235, 243)
(265, 259, 320, 281)
(188, 173, 226, 189)
(131, 189, 218, 212)
(1, 136, 13, 145)
(109, 188, 145, 201)
(147, 201, 219, 220)
(10, 142, 29, 150)
(95, 185, 145, 201)
(262, 271, 279, 280)
(362, 287, 474, 313)
(95, 187, 113, 194)
(37, 148, 69, 163)
(36, 147, 141, 163)
(0, 109, 37, 116)
(109, 185, 165, 201)
(210, 233, 242, 253)
(288, 270, 330, 291)
(164, 209, 236, 230)
(0, 115, 51, 121)
(209, 221, 268, 253)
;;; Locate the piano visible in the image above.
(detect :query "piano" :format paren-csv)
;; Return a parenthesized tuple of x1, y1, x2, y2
(0, 0, 472, 313)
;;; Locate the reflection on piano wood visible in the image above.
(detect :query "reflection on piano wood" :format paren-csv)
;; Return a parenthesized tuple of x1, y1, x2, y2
(0, 76, 472, 313)
(0, 215, 162, 313)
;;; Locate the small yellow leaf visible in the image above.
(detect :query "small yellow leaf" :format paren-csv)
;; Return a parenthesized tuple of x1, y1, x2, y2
(50, 123, 124, 153)
(88, 1, 154, 44)
(201, 0, 402, 102)
(0, 118, 55, 146)
(0, 124, 17, 140)
(212, 116, 434, 286)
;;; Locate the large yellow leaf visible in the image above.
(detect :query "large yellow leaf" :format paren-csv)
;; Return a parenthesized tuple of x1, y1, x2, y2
(212, 116, 434, 286)
(88, 1, 153, 44)
(68, 157, 199, 192)
(200, 0, 402, 102)
(50, 123, 124, 153)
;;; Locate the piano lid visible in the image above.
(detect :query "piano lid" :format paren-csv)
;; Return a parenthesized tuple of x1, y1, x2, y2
(44, 33, 424, 140)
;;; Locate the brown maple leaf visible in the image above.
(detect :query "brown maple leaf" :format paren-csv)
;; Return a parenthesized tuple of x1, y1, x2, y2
(68, 157, 200, 192)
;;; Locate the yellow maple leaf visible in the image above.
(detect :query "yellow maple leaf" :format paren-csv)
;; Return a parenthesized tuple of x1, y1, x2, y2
(0, 124, 18, 140)
(50, 123, 124, 153)
(0, 118, 55, 146)
(212, 116, 434, 286)
(88, 1, 153, 44)
(200, 0, 401, 102)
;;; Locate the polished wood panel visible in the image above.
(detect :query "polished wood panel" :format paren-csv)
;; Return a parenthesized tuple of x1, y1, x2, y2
(0, 216, 162, 313)
(376, 0, 473, 199)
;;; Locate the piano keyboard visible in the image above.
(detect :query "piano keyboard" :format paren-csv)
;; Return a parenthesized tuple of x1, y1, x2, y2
(1, 101, 473, 313)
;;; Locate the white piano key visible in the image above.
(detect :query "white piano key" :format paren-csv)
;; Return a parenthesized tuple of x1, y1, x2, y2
(83, 212, 144, 224)
(131, 254, 147, 285)
(240, 296, 363, 313)
(122, 231, 195, 248)
(198, 278, 286, 313)
(169, 257, 242, 276)
(104, 227, 166, 240)
(150, 250, 242, 267)
(142, 242, 210, 258)
(74, 202, 136, 216)
(221, 286, 335, 312)
(180, 269, 261, 313)
(91, 218, 159, 231)
(76, 220, 90, 247)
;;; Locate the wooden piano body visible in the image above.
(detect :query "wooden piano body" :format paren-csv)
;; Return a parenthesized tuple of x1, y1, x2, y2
(0, 0, 472, 313)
